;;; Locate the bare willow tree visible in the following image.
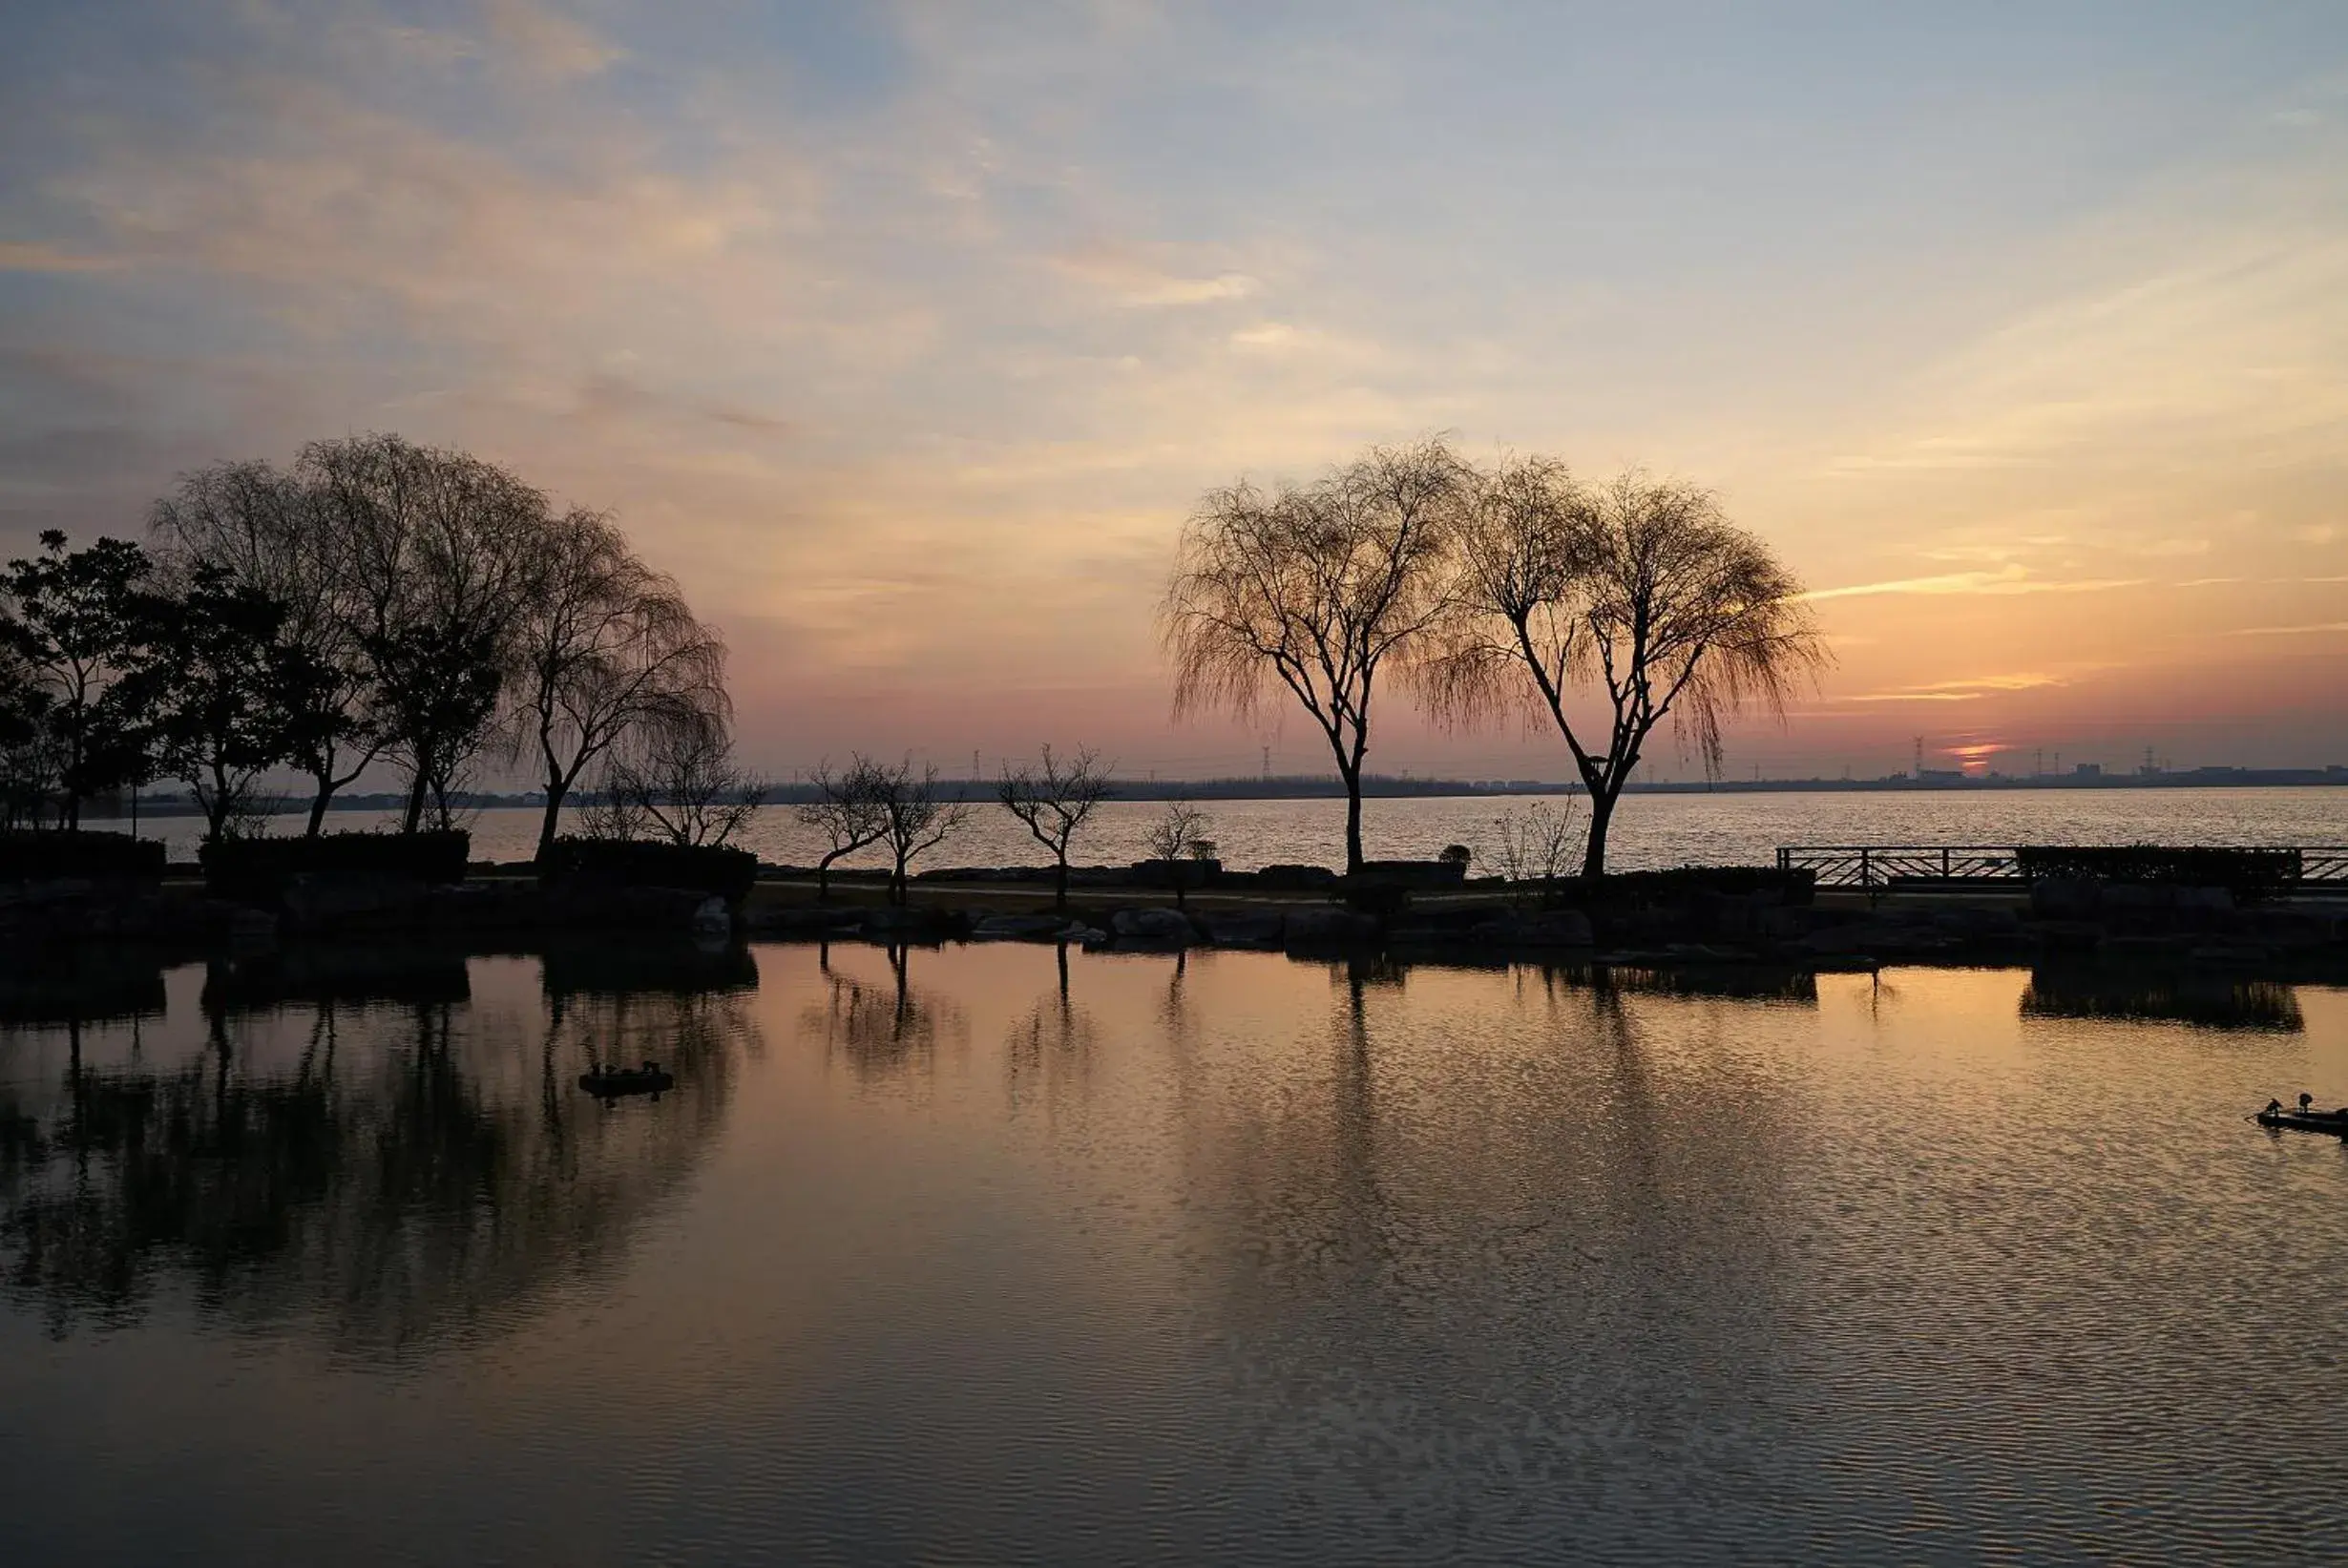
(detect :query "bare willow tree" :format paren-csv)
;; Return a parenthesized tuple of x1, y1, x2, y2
(513, 508, 726, 858)
(996, 744, 1114, 911)
(151, 458, 380, 834)
(1424, 461, 1826, 877)
(799, 754, 892, 902)
(304, 433, 545, 832)
(1163, 438, 1461, 873)
(876, 759, 968, 907)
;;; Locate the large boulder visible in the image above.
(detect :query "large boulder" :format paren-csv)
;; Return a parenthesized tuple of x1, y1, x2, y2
(740, 904, 864, 937)
(1472, 909, 1594, 948)
(2029, 878, 2100, 921)
(279, 871, 431, 932)
(1110, 907, 1200, 944)
(859, 905, 965, 941)
(972, 912, 1078, 941)
(542, 883, 729, 933)
(1282, 907, 1379, 950)
(1201, 911, 1286, 949)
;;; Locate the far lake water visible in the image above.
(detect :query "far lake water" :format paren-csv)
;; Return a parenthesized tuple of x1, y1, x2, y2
(5, 940, 2346, 1563)
(82, 784, 2348, 868)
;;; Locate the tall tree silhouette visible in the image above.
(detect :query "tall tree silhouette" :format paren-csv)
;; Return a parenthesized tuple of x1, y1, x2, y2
(1424, 462, 1825, 876)
(512, 508, 726, 859)
(137, 564, 314, 840)
(152, 459, 379, 834)
(302, 434, 544, 832)
(1164, 439, 1461, 872)
(0, 531, 157, 827)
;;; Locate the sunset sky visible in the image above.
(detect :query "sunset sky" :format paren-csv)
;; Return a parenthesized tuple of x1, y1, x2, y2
(4, 2, 2344, 782)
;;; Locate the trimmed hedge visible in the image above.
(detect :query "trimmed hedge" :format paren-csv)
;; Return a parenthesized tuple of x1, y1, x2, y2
(1131, 857, 1222, 889)
(537, 837, 760, 905)
(1250, 864, 1339, 891)
(2019, 844, 2299, 899)
(200, 831, 472, 896)
(0, 829, 167, 882)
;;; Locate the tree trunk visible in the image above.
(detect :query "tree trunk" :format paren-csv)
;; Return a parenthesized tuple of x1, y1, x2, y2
(815, 854, 835, 904)
(1054, 855, 1069, 912)
(305, 777, 333, 836)
(206, 763, 231, 842)
(1340, 766, 1365, 873)
(536, 780, 568, 862)
(402, 771, 429, 834)
(1582, 784, 1619, 879)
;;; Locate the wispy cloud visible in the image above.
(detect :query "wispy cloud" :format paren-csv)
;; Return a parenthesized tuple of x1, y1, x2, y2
(1838, 672, 2067, 703)
(0, 241, 126, 274)
(1049, 247, 1262, 307)
(2225, 621, 2348, 637)
(1802, 567, 2145, 602)
(486, 0, 621, 81)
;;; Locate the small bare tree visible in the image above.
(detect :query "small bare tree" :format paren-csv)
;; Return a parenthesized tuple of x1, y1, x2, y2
(996, 744, 1115, 911)
(1486, 799, 1582, 908)
(1142, 799, 1213, 908)
(798, 754, 892, 902)
(876, 759, 968, 907)
(1164, 438, 1462, 873)
(577, 760, 650, 842)
(1425, 462, 1826, 877)
(607, 714, 766, 847)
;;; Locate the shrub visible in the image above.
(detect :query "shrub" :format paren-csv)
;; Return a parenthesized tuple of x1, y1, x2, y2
(537, 837, 759, 905)
(2018, 845, 2298, 899)
(0, 829, 166, 882)
(200, 831, 472, 898)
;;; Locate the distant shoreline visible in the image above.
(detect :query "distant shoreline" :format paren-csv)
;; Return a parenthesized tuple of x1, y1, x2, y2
(87, 770, 2348, 820)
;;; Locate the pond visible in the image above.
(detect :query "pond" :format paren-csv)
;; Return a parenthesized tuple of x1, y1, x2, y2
(4, 941, 2345, 1564)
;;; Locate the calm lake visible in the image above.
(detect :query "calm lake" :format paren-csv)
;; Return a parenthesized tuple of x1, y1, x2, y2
(5, 940, 2345, 1564)
(85, 784, 2348, 869)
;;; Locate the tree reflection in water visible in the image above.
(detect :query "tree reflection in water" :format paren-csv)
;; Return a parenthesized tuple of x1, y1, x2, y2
(1182, 955, 1818, 1513)
(802, 943, 966, 1092)
(1006, 944, 1100, 1117)
(0, 942, 756, 1352)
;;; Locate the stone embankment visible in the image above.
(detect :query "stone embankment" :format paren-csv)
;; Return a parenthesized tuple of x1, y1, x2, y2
(742, 877, 2348, 974)
(9, 851, 2347, 978)
(0, 869, 733, 949)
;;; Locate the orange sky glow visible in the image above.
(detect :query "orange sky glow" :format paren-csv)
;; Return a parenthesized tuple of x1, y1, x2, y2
(2, 3, 2343, 782)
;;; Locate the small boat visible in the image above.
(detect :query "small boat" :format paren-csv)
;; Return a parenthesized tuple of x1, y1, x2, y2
(579, 1060, 676, 1100)
(2255, 1098, 2348, 1136)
